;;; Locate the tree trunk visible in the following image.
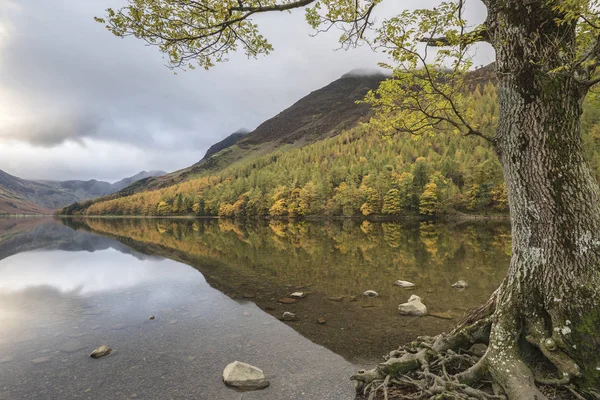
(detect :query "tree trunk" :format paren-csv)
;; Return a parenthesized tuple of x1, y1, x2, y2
(485, 0, 600, 396)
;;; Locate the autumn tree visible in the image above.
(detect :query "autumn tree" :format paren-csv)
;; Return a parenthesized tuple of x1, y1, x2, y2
(98, 0, 600, 397)
(419, 182, 439, 215)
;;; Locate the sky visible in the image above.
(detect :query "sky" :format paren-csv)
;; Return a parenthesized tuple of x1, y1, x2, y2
(0, 0, 493, 182)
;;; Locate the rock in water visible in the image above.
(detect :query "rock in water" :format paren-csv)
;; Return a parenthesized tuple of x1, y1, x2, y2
(222, 361, 270, 390)
(394, 280, 416, 288)
(90, 345, 112, 359)
(149, 315, 155, 320)
(281, 312, 297, 321)
(398, 295, 428, 316)
(452, 280, 469, 289)
(277, 297, 297, 304)
(363, 290, 379, 298)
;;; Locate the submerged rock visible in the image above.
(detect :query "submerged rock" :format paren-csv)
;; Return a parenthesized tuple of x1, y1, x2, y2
(222, 361, 270, 390)
(328, 296, 344, 302)
(452, 280, 469, 289)
(31, 357, 51, 364)
(57, 340, 86, 353)
(90, 345, 112, 359)
(398, 295, 428, 316)
(363, 290, 379, 298)
(394, 280, 416, 288)
(281, 312, 297, 321)
(277, 297, 297, 304)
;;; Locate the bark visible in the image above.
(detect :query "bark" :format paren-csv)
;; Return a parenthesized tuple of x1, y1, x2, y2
(484, 0, 600, 394)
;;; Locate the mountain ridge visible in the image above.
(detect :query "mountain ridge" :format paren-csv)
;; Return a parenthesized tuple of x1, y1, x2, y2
(0, 169, 166, 214)
(74, 71, 387, 205)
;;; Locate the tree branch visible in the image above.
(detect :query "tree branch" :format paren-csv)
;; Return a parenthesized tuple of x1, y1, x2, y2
(419, 24, 490, 46)
(231, 0, 317, 13)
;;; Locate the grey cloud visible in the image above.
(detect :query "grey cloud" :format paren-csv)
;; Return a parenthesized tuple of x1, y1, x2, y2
(0, 0, 493, 181)
(1, 113, 102, 147)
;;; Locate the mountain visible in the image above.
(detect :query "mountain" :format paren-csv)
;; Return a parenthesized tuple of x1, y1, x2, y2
(111, 170, 168, 192)
(201, 129, 250, 161)
(0, 169, 166, 214)
(186, 70, 387, 175)
(59, 65, 598, 217)
(62, 71, 388, 208)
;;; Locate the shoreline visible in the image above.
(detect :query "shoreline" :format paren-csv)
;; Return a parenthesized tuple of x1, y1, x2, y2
(48, 212, 510, 222)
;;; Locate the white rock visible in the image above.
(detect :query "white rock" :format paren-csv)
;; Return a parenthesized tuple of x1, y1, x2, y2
(407, 294, 421, 302)
(282, 312, 297, 321)
(222, 361, 270, 390)
(290, 292, 305, 299)
(452, 280, 468, 288)
(398, 295, 428, 316)
(394, 280, 416, 288)
(363, 290, 379, 298)
(90, 345, 112, 359)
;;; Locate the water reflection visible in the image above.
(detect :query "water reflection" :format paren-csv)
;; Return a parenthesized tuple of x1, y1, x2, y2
(0, 218, 356, 400)
(64, 217, 511, 363)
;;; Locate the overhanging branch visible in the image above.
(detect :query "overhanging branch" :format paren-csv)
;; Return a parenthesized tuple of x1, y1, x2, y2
(231, 0, 318, 13)
(419, 24, 490, 46)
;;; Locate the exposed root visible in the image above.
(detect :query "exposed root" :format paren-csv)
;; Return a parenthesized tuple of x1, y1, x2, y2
(352, 316, 498, 399)
(352, 298, 591, 400)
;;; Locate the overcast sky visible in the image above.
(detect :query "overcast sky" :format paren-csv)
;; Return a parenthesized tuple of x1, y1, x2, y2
(0, 0, 492, 182)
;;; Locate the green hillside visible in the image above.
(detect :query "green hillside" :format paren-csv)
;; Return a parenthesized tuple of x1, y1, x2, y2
(60, 78, 600, 218)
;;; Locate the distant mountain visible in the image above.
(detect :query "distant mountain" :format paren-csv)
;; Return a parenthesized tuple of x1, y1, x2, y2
(0, 169, 167, 214)
(202, 129, 250, 161)
(111, 170, 167, 192)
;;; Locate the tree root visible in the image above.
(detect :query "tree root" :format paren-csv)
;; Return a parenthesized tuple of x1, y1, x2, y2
(351, 301, 593, 400)
(352, 316, 498, 399)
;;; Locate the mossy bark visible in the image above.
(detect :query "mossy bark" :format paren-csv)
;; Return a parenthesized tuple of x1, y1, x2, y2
(485, 0, 600, 395)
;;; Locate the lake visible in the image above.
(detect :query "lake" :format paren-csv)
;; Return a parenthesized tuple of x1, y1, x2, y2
(0, 217, 510, 399)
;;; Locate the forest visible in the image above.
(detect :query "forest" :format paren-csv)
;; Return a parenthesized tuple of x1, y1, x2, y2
(61, 84, 600, 218)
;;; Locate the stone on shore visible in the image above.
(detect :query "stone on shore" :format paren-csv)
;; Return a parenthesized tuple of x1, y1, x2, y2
(363, 290, 379, 298)
(398, 295, 428, 316)
(90, 345, 112, 359)
(222, 361, 270, 390)
(290, 292, 306, 299)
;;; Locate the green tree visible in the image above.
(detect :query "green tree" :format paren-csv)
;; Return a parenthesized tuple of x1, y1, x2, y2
(382, 189, 402, 216)
(419, 182, 438, 216)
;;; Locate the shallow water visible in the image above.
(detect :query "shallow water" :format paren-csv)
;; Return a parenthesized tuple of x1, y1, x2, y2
(0, 217, 511, 400)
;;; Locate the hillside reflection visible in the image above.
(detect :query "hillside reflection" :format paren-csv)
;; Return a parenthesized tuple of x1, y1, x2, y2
(62, 217, 511, 363)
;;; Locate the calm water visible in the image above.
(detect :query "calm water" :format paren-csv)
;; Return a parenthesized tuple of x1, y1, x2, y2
(0, 217, 511, 400)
